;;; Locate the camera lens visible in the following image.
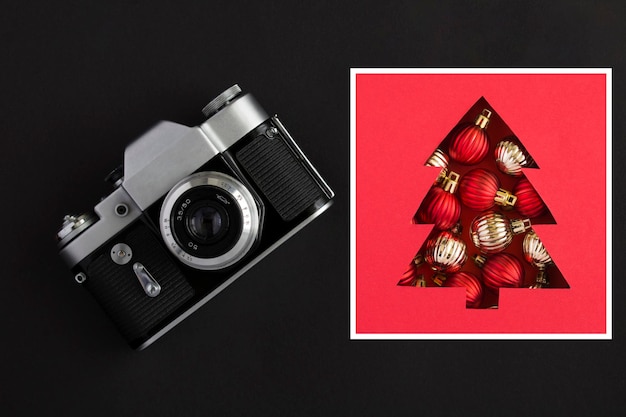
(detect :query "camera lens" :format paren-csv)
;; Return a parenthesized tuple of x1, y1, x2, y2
(159, 171, 260, 270)
(185, 203, 229, 243)
(169, 187, 242, 260)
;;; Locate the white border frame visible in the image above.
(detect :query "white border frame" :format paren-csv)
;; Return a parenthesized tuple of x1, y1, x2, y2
(350, 68, 612, 340)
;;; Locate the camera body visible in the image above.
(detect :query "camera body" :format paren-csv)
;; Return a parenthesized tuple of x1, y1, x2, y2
(57, 85, 334, 349)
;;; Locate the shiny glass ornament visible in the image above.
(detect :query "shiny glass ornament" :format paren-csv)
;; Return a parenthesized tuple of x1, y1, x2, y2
(522, 230, 554, 288)
(443, 271, 484, 308)
(413, 171, 461, 230)
(424, 228, 467, 280)
(470, 211, 531, 254)
(425, 148, 449, 168)
(458, 168, 517, 211)
(474, 252, 524, 290)
(513, 178, 547, 218)
(494, 138, 533, 177)
(448, 109, 491, 165)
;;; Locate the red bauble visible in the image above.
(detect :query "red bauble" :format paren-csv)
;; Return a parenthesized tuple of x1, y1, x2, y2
(476, 253, 524, 290)
(459, 168, 517, 211)
(414, 186, 461, 230)
(443, 271, 483, 308)
(448, 109, 491, 165)
(459, 168, 498, 211)
(414, 171, 461, 230)
(513, 178, 547, 218)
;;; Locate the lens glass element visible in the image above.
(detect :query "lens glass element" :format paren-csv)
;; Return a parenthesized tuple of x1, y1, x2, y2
(185, 203, 229, 243)
(170, 185, 243, 260)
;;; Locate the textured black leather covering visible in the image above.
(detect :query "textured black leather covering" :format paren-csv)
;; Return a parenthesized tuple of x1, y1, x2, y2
(236, 134, 323, 221)
(84, 223, 194, 344)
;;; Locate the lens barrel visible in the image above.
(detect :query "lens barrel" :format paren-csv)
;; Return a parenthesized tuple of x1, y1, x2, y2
(159, 171, 259, 270)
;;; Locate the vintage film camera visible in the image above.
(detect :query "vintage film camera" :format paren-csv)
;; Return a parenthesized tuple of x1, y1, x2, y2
(57, 85, 334, 349)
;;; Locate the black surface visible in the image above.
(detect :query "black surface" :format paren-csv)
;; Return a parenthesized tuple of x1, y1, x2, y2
(1, 1, 624, 416)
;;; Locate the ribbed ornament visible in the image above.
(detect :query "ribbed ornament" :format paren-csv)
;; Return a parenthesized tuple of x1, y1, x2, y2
(522, 230, 553, 268)
(513, 178, 547, 218)
(458, 168, 516, 211)
(523, 230, 553, 288)
(413, 171, 461, 230)
(494, 139, 533, 177)
(425, 148, 449, 168)
(470, 211, 531, 254)
(448, 109, 491, 165)
(414, 187, 460, 230)
(443, 271, 484, 308)
(424, 230, 467, 275)
(474, 252, 524, 290)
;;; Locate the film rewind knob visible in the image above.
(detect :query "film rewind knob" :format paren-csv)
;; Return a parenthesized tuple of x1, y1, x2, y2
(202, 85, 243, 117)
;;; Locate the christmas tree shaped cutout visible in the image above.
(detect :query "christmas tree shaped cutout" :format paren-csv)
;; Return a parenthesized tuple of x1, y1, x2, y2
(398, 97, 569, 309)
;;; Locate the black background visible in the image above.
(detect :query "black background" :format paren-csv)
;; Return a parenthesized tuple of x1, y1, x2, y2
(1, 1, 624, 415)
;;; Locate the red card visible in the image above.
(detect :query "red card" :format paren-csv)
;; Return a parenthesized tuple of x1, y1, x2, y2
(351, 69, 611, 338)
